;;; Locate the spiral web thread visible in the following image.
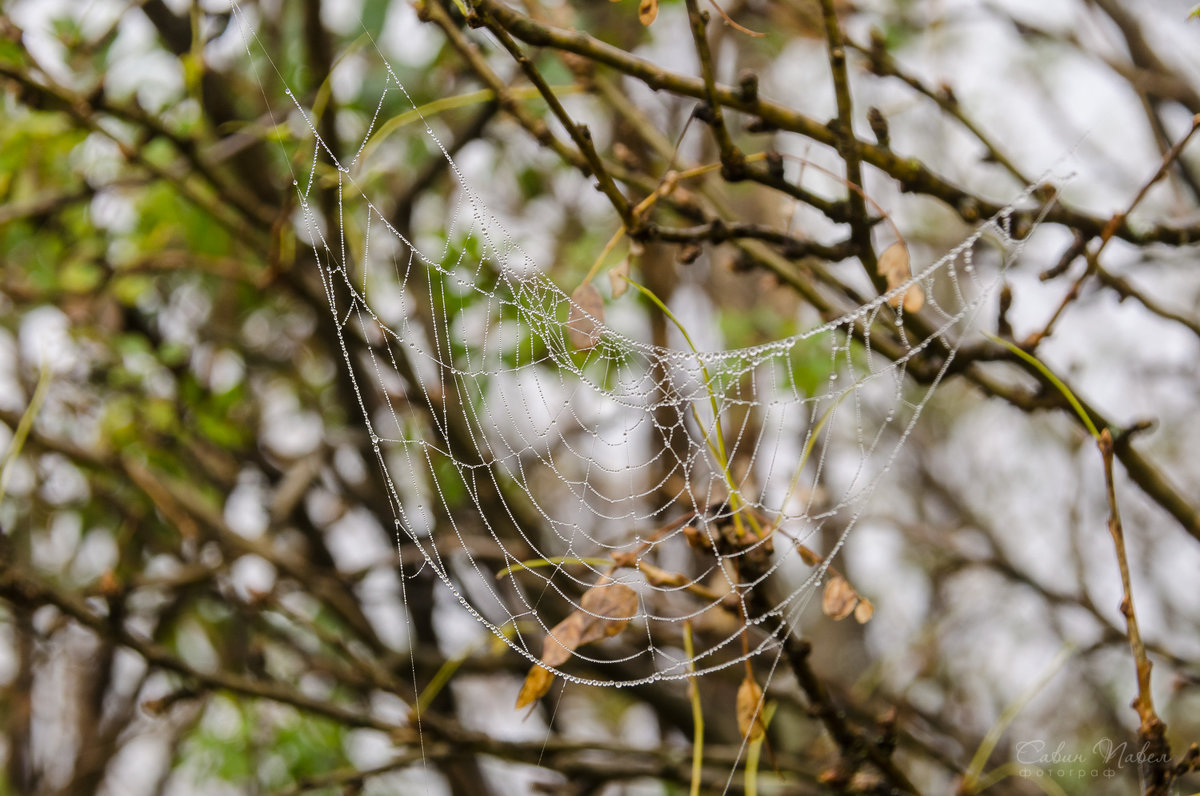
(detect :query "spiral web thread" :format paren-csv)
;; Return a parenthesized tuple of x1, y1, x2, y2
(259, 33, 1052, 689)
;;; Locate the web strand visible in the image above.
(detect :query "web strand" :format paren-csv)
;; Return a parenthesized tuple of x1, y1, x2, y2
(250, 20, 1057, 686)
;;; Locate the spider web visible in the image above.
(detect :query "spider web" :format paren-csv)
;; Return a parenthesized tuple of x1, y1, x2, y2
(249, 18, 1054, 689)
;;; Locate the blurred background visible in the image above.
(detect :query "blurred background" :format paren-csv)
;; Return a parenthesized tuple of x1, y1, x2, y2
(0, 0, 1199, 794)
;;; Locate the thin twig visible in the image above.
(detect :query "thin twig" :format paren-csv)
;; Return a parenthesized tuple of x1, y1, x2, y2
(467, 0, 634, 227)
(684, 0, 746, 179)
(817, 0, 876, 275)
(1097, 429, 1173, 795)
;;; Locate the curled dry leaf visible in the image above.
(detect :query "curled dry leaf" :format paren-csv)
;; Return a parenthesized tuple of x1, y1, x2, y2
(567, 282, 604, 350)
(515, 581, 639, 709)
(736, 675, 766, 742)
(822, 573, 859, 621)
(610, 552, 688, 588)
(541, 611, 586, 668)
(876, 240, 924, 314)
(796, 543, 823, 567)
(638, 0, 658, 26)
(579, 580, 638, 638)
(801, 544, 874, 623)
(854, 596, 875, 624)
(515, 664, 556, 710)
(608, 259, 630, 299)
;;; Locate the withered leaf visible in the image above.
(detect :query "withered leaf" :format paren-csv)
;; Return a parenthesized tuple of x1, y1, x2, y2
(515, 663, 556, 709)
(638, 0, 658, 26)
(515, 581, 638, 710)
(736, 675, 766, 742)
(542, 581, 637, 666)
(877, 241, 924, 313)
(854, 596, 875, 624)
(578, 581, 638, 639)
(608, 259, 630, 299)
(796, 543, 823, 567)
(567, 282, 605, 350)
(541, 611, 586, 668)
(822, 573, 859, 621)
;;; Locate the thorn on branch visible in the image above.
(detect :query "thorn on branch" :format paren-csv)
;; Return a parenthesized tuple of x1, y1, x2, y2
(692, 102, 716, 125)
(745, 117, 776, 133)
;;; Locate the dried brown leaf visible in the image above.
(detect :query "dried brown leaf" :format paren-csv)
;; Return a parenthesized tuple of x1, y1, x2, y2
(636, 561, 689, 588)
(638, 0, 658, 25)
(567, 282, 605, 350)
(796, 544, 823, 567)
(537, 581, 638, 671)
(515, 664, 555, 709)
(854, 596, 875, 624)
(579, 581, 638, 641)
(822, 573, 859, 621)
(608, 259, 630, 299)
(541, 611, 586, 668)
(736, 675, 766, 741)
(877, 241, 925, 313)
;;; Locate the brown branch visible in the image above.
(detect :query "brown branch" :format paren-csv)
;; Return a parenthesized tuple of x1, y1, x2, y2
(466, 0, 634, 228)
(817, 0, 876, 276)
(853, 32, 1033, 187)
(1097, 429, 1173, 795)
(1025, 114, 1200, 348)
(783, 636, 920, 793)
(466, 0, 1200, 247)
(0, 554, 400, 733)
(684, 0, 746, 179)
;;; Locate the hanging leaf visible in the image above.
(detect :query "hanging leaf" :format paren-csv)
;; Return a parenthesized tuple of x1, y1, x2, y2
(567, 282, 605, 350)
(515, 580, 639, 709)
(638, 0, 659, 26)
(822, 573, 859, 621)
(515, 663, 556, 709)
(796, 544, 823, 567)
(877, 241, 924, 313)
(608, 259, 630, 299)
(802, 544, 874, 624)
(854, 596, 875, 624)
(578, 580, 638, 639)
(541, 611, 587, 668)
(736, 675, 766, 741)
